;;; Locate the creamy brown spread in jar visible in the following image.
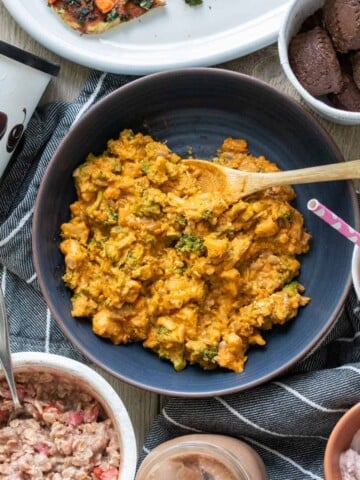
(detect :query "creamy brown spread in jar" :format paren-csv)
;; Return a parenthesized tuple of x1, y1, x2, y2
(143, 452, 240, 480)
(0, 371, 121, 479)
(136, 434, 268, 480)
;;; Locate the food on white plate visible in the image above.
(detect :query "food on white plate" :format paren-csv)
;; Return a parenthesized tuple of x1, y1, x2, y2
(60, 130, 311, 373)
(47, 0, 165, 34)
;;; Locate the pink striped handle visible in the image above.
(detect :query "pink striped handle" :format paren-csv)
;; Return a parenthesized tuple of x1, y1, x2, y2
(307, 198, 360, 247)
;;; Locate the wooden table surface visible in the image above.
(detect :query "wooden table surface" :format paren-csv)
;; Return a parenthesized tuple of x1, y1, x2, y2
(1, 0, 360, 456)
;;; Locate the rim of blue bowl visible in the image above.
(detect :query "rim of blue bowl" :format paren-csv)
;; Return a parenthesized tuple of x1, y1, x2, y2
(32, 67, 360, 396)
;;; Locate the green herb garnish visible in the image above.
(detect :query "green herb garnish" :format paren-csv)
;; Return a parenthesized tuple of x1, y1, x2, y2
(141, 160, 151, 175)
(106, 7, 119, 22)
(175, 234, 206, 255)
(77, 7, 91, 23)
(134, 201, 162, 219)
(283, 281, 299, 297)
(133, 0, 154, 9)
(202, 348, 218, 360)
(64, 0, 81, 6)
(201, 209, 213, 220)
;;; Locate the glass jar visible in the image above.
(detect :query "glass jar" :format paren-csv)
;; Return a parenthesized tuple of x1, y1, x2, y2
(136, 434, 268, 480)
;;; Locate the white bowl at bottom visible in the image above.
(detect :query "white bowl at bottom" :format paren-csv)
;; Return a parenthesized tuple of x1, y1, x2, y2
(2, 352, 138, 480)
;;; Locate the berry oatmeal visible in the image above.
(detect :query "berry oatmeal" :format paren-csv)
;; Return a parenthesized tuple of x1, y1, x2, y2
(0, 371, 121, 479)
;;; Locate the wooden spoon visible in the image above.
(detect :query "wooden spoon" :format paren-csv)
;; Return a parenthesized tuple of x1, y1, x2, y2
(183, 159, 360, 202)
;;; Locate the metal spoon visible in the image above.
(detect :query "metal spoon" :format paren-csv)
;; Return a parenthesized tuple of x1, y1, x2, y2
(0, 287, 28, 422)
(183, 158, 360, 203)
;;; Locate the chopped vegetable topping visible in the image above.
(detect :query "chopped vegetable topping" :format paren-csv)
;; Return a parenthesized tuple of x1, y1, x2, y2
(133, 0, 154, 9)
(95, 0, 115, 13)
(175, 234, 206, 255)
(202, 348, 218, 360)
(106, 7, 119, 22)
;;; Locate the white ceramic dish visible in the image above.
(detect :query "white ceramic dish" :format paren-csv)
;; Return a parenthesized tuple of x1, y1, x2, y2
(278, 0, 360, 125)
(3, 0, 291, 75)
(1, 352, 137, 480)
(352, 246, 360, 300)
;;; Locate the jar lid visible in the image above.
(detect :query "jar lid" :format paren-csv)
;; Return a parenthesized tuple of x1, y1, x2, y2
(0, 41, 60, 76)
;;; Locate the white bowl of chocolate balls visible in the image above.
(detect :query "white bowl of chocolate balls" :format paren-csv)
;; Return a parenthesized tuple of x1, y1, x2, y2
(279, 0, 360, 125)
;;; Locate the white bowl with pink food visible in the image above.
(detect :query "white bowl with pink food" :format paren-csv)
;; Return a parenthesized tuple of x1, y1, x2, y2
(324, 402, 360, 479)
(0, 352, 137, 480)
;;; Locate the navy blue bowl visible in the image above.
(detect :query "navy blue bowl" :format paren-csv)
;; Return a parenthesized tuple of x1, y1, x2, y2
(33, 68, 360, 397)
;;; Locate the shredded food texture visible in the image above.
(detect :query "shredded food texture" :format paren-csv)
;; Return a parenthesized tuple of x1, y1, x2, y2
(60, 130, 311, 373)
(0, 372, 120, 479)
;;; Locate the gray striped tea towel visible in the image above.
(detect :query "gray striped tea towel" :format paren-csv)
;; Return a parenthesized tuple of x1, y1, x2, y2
(0, 70, 134, 357)
(142, 291, 360, 480)
(0, 69, 360, 480)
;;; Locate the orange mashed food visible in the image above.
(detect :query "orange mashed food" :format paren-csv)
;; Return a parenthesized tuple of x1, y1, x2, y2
(60, 129, 311, 372)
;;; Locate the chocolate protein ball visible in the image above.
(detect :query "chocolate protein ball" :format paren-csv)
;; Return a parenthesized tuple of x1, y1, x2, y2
(323, 0, 360, 53)
(289, 26, 343, 96)
(328, 72, 360, 110)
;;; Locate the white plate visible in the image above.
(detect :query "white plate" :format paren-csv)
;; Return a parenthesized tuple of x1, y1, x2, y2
(3, 0, 292, 75)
